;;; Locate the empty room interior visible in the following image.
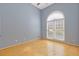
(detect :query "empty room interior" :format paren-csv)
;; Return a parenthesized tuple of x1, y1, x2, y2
(0, 3, 79, 56)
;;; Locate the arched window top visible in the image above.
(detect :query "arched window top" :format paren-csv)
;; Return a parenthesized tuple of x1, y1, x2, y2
(47, 11, 65, 21)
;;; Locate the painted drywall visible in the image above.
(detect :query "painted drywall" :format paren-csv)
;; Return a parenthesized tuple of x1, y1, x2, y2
(0, 3, 41, 48)
(41, 3, 79, 45)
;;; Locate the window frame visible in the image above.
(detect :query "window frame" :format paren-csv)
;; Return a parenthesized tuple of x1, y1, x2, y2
(47, 11, 65, 41)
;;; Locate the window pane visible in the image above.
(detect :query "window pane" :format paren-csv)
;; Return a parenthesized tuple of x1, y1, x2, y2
(47, 11, 65, 40)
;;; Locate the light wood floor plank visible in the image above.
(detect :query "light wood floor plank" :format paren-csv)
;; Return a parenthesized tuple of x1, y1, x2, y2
(0, 39, 79, 56)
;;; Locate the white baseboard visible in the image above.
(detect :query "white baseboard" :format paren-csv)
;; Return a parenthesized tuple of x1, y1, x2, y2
(45, 38, 79, 47)
(0, 38, 40, 50)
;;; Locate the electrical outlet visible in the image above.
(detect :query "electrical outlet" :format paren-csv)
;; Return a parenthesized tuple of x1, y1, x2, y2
(15, 40, 18, 42)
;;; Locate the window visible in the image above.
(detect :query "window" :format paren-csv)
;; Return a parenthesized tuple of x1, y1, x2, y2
(47, 11, 65, 41)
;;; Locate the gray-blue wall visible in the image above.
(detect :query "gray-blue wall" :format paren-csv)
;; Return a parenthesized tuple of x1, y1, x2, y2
(0, 3, 41, 48)
(41, 3, 79, 45)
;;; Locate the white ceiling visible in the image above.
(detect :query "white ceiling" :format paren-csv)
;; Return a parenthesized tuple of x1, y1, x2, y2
(32, 3, 53, 9)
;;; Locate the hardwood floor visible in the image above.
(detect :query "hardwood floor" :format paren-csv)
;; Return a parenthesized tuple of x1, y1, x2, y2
(0, 39, 79, 56)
